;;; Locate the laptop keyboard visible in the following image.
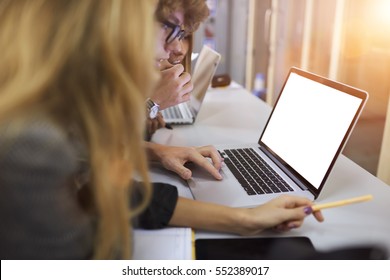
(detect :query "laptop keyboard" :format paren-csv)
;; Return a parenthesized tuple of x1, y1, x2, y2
(164, 105, 183, 119)
(162, 103, 193, 120)
(219, 148, 294, 196)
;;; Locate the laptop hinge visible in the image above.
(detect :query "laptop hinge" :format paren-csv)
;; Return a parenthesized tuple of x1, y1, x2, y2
(258, 146, 309, 192)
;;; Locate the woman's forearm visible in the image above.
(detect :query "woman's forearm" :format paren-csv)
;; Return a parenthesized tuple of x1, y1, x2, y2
(168, 195, 324, 236)
(168, 197, 256, 235)
(143, 141, 162, 161)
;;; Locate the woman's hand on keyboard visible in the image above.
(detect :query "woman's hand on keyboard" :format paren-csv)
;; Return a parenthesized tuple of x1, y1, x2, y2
(145, 143, 223, 180)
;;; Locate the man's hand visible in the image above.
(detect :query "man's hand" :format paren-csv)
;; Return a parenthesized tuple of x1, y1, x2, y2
(150, 64, 193, 110)
(145, 143, 223, 180)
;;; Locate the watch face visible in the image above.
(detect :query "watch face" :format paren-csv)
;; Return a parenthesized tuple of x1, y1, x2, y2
(149, 106, 159, 119)
(146, 98, 159, 119)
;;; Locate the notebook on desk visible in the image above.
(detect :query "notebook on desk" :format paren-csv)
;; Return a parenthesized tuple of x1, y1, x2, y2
(187, 67, 368, 207)
(161, 45, 221, 124)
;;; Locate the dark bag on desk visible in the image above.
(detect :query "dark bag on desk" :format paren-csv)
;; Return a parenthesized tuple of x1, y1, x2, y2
(308, 246, 387, 260)
(195, 237, 316, 260)
(195, 237, 387, 260)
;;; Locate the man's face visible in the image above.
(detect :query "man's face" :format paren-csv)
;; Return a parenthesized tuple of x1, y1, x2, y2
(155, 9, 184, 68)
(159, 36, 190, 70)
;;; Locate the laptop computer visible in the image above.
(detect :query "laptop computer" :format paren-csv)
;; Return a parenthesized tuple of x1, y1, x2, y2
(187, 67, 368, 207)
(161, 45, 221, 124)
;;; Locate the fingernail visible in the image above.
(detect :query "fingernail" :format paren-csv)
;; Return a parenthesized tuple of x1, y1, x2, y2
(183, 170, 191, 179)
(304, 206, 313, 215)
(289, 223, 297, 229)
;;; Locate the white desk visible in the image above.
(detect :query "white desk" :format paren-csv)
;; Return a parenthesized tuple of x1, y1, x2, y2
(149, 86, 390, 254)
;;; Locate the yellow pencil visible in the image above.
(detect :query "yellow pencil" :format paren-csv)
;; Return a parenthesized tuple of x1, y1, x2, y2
(312, 194, 373, 211)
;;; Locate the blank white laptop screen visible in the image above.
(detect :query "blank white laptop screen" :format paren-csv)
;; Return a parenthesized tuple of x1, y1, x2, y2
(187, 67, 367, 207)
(261, 72, 362, 189)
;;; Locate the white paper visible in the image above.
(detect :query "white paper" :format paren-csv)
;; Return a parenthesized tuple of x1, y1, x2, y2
(132, 227, 192, 260)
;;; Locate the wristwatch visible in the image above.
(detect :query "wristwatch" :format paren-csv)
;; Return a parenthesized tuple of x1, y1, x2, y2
(146, 98, 160, 119)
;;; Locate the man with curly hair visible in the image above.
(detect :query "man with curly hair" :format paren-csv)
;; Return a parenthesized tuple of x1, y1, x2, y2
(145, 0, 210, 138)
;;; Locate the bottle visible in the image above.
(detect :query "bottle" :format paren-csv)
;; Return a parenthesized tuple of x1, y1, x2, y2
(253, 73, 266, 99)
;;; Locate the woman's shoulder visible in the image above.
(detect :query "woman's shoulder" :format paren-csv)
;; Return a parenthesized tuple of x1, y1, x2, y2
(0, 117, 94, 259)
(0, 116, 78, 177)
(0, 116, 72, 146)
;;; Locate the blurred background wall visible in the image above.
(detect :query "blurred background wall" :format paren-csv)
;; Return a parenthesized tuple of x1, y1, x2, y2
(193, 0, 390, 183)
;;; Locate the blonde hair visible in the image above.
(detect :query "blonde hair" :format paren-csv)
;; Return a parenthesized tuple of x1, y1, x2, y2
(0, 0, 158, 259)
